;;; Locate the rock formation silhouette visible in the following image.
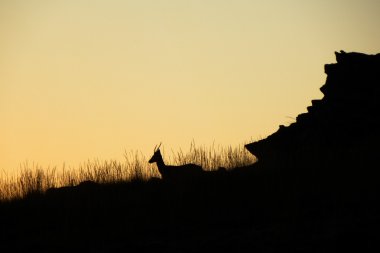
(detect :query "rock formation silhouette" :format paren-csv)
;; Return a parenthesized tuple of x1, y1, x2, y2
(245, 51, 380, 171)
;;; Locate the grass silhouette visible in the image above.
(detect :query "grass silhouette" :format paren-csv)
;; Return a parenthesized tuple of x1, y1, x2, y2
(0, 142, 255, 201)
(0, 142, 261, 252)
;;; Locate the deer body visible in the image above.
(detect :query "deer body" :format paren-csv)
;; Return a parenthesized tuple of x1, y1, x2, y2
(149, 145, 203, 180)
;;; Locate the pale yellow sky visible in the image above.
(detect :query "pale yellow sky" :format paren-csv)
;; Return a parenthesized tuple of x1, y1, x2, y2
(1, 0, 380, 172)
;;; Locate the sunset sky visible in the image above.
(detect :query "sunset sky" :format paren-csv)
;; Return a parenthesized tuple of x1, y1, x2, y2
(1, 0, 380, 172)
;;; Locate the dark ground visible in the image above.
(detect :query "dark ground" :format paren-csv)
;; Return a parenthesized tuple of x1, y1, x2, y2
(1, 153, 379, 252)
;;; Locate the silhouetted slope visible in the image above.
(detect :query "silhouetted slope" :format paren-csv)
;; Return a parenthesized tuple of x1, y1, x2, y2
(246, 51, 380, 170)
(244, 53, 380, 232)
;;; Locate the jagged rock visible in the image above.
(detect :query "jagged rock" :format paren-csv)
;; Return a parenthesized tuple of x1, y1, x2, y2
(245, 51, 380, 168)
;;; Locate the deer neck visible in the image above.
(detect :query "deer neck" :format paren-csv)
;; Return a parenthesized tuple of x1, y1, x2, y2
(155, 156, 166, 170)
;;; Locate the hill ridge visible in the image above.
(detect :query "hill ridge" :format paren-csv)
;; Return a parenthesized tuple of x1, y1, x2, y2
(245, 51, 380, 167)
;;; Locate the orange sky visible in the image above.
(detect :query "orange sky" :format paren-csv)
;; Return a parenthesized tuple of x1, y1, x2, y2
(1, 0, 380, 172)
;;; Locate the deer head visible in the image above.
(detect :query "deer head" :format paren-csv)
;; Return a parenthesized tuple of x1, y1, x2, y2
(148, 143, 162, 164)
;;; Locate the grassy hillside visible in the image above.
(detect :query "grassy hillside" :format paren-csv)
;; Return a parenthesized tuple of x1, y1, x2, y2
(1, 142, 378, 252)
(0, 142, 255, 200)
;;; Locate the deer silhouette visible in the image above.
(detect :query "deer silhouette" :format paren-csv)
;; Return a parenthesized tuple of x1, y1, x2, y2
(149, 143, 204, 180)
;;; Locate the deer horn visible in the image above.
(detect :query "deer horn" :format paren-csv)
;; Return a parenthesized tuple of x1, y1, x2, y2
(157, 142, 162, 151)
